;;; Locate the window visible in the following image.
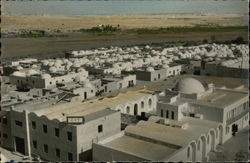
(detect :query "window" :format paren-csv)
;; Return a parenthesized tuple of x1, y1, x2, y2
(166, 110, 169, 118)
(187, 147, 190, 158)
(98, 125, 103, 133)
(198, 141, 200, 150)
(33, 140, 37, 149)
(50, 82, 52, 85)
(44, 144, 48, 153)
(0, 118, 1, 123)
(3, 117, 7, 124)
(15, 120, 23, 127)
(67, 132, 72, 141)
(160, 110, 163, 117)
(3, 133, 8, 139)
(68, 152, 73, 161)
(32, 80, 35, 84)
(32, 121, 36, 129)
(207, 135, 210, 144)
(91, 90, 94, 93)
(43, 125, 48, 133)
(148, 99, 152, 108)
(141, 101, 144, 109)
(171, 111, 174, 120)
(55, 128, 60, 137)
(126, 106, 130, 114)
(55, 148, 60, 157)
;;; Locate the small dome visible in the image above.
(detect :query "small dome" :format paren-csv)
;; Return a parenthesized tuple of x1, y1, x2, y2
(41, 73, 51, 79)
(146, 67, 154, 72)
(12, 71, 26, 77)
(175, 78, 205, 94)
(16, 66, 23, 70)
(27, 69, 38, 76)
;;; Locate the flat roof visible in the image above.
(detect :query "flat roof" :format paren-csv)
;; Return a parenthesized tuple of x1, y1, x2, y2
(34, 90, 152, 122)
(101, 116, 220, 161)
(104, 135, 177, 161)
(194, 89, 248, 109)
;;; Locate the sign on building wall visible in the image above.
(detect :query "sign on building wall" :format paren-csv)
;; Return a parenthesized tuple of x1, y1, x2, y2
(66, 116, 85, 124)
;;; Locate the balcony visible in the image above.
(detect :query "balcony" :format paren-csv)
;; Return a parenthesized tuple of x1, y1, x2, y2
(226, 109, 249, 125)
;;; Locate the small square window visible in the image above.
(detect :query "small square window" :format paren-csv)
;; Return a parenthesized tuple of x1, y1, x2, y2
(56, 148, 60, 157)
(44, 144, 48, 153)
(32, 121, 36, 129)
(98, 125, 103, 133)
(33, 140, 37, 149)
(15, 120, 23, 127)
(43, 125, 48, 133)
(67, 132, 72, 141)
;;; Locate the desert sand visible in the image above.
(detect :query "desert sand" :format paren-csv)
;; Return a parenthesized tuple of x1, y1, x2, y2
(1, 14, 248, 60)
(1, 14, 248, 32)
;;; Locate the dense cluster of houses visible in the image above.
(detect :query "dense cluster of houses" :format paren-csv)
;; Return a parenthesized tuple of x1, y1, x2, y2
(0, 43, 248, 162)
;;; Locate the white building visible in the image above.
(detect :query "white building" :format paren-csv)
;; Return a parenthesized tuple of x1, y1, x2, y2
(93, 116, 223, 162)
(157, 77, 249, 143)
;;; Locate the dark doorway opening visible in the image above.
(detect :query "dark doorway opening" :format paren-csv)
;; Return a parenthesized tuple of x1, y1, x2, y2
(15, 136, 25, 155)
(134, 104, 138, 116)
(84, 92, 87, 99)
(232, 124, 238, 136)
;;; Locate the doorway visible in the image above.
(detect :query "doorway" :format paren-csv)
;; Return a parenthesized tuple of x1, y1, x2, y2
(134, 104, 138, 116)
(15, 136, 25, 155)
(84, 92, 87, 99)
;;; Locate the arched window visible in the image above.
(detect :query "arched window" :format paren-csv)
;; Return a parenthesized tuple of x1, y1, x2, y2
(187, 147, 190, 158)
(148, 99, 152, 108)
(126, 106, 130, 114)
(141, 101, 144, 109)
(198, 140, 200, 150)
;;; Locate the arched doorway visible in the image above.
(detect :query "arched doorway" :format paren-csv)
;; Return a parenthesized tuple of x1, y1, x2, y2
(190, 142, 197, 162)
(134, 104, 138, 115)
(210, 130, 216, 151)
(218, 125, 223, 145)
(201, 136, 206, 161)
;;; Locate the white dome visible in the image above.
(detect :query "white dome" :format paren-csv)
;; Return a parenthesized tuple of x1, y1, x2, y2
(16, 66, 23, 70)
(162, 64, 169, 68)
(49, 67, 57, 73)
(146, 67, 155, 72)
(27, 69, 39, 76)
(176, 78, 205, 94)
(12, 71, 26, 77)
(41, 73, 51, 79)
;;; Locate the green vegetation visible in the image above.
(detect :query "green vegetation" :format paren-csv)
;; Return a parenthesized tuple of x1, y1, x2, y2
(82, 25, 121, 35)
(19, 30, 46, 38)
(131, 26, 248, 35)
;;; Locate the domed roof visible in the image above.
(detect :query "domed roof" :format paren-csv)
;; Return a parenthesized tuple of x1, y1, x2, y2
(27, 69, 38, 76)
(41, 73, 51, 79)
(12, 71, 26, 77)
(176, 78, 205, 94)
(146, 67, 154, 72)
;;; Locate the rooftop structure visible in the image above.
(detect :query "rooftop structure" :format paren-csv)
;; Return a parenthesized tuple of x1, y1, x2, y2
(93, 116, 222, 162)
